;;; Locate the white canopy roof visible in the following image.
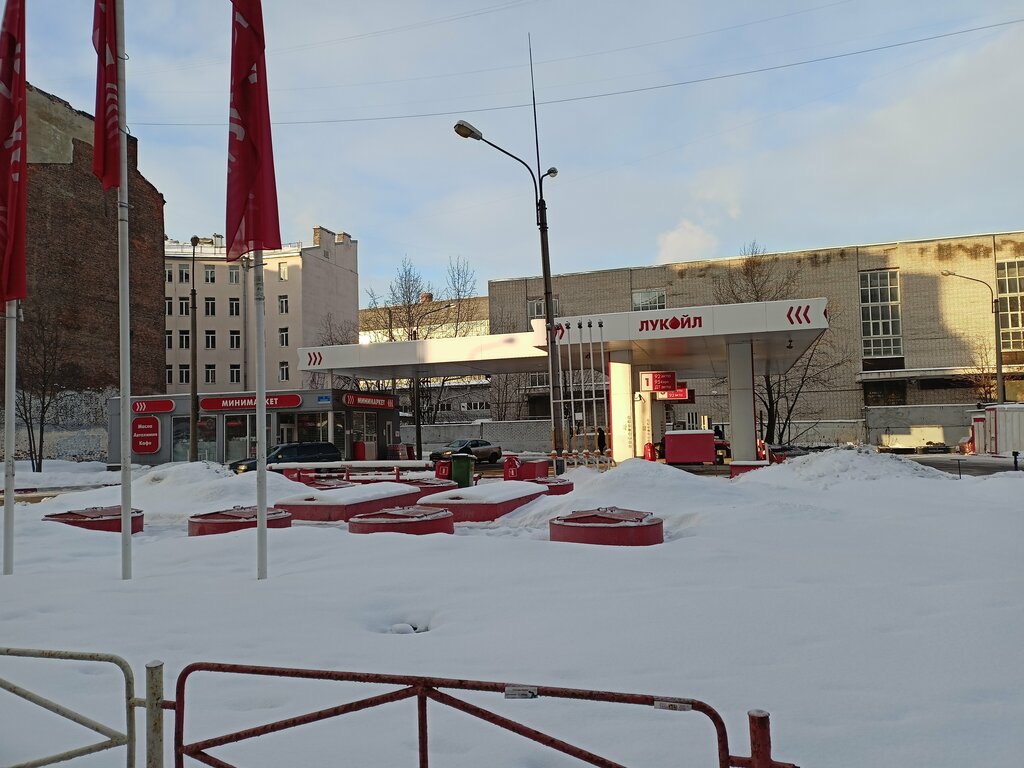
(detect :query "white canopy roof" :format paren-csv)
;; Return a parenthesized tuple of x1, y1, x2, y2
(299, 298, 829, 379)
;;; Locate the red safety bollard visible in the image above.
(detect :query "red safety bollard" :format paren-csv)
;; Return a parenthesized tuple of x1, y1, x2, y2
(503, 455, 522, 480)
(643, 442, 656, 461)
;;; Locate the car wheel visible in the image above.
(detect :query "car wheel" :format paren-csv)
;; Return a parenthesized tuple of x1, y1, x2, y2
(489, 453, 500, 464)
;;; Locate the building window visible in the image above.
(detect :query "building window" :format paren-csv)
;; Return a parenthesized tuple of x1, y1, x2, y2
(229, 330, 241, 350)
(166, 297, 173, 316)
(205, 330, 216, 349)
(438, 402, 453, 412)
(279, 327, 289, 347)
(204, 265, 216, 284)
(228, 265, 240, 284)
(165, 266, 173, 283)
(178, 264, 190, 283)
(632, 288, 666, 312)
(528, 371, 549, 388)
(179, 330, 190, 349)
(864, 381, 907, 406)
(229, 298, 240, 316)
(229, 364, 241, 384)
(860, 270, 903, 357)
(462, 401, 490, 412)
(165, 330, 173, 350)
(278, 295, 289, 314)
(278, 262, 288, 281)
(165, 365, 173, 385)
(527, 297, 559, 320)
(204, 364, 216, 384)
(279, 361, 289, 381)
(179, 297, 190, 316)
(178, 364, 190, 385)
(204, 297, 216, 316)
(997, 261, 1024, 351)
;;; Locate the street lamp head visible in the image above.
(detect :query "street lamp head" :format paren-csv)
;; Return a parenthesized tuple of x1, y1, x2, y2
(454, 120, 483, 140)
(545, 167, 558, 179)
(940, 270, 953, 276)
(190, 235, 200, 248)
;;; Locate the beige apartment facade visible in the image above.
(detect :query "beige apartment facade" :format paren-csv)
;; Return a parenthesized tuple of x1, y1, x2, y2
(165, 226, 358, 395)
(488, 231, 1024, 442)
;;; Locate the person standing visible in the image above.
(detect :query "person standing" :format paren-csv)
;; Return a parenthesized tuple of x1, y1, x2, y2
(597, 427, 607, 455)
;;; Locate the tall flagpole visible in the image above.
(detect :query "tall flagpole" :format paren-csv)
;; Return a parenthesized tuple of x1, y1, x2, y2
(3, 299, 15, 575)
(254, 250, 267, 579)
(115, 0, 132, 580)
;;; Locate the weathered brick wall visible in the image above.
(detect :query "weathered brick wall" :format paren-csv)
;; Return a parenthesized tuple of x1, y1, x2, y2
(19, 137, 166, 394)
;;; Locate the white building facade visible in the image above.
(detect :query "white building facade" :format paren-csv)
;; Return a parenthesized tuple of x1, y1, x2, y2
(164, 226, 358, 395)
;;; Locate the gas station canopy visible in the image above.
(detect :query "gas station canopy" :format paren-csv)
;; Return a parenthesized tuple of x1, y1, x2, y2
(299, 298, 830, 380)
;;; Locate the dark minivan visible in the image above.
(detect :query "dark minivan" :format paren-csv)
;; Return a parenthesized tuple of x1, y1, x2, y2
(229, 441, 342, 473)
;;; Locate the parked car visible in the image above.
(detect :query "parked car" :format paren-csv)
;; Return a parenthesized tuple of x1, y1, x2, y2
(229, 441, 342, 473)
(766, 444, 809, 463)
(428, 439, 502, 464)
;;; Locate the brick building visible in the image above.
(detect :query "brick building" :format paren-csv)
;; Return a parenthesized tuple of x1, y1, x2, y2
(487, 231, 1024, 443)
(0, 85, 165, 460)
(16, 84, 166, 394)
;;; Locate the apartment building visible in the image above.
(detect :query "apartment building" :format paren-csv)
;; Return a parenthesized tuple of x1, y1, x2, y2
(487, 231, 1024, 438)
(165, 226, 358, 395)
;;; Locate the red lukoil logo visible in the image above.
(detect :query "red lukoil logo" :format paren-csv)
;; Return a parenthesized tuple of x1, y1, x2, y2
(637, 315, 703, 333)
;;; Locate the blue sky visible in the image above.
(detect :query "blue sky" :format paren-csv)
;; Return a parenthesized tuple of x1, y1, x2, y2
(24, 0, 1024, 304)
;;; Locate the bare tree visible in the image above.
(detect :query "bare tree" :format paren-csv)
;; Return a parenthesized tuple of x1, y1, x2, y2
(961, 334, 1008, 402)
(304, 313, 362, 390)
(488, 308, 529, 421)
(364, 256, 485, 424)
(714, 240, 799, 303)
(713, 240, 852, 444)
(12, 301, 86, 471)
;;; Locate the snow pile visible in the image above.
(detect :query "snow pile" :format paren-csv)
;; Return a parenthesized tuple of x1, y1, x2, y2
(0, 451, 1021, 767)
(276, 482, 420, 505)
(419, 479, 547, 505)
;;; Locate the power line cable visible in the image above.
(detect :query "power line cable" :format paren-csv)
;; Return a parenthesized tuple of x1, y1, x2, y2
(134, 17, 1024, 127)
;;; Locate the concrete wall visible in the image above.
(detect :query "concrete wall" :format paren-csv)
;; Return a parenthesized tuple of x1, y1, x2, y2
(864, 405, 972, 448)
(402, 420, 554, 454)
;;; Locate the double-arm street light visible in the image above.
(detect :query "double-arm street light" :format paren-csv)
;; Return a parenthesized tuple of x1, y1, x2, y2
(454, 119, 565, 456)
(941, 270, 1005, 403)
(189, 235, 200, 461)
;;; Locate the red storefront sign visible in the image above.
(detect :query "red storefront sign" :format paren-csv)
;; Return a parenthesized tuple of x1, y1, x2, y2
(658, 388, 693, 402)
(131, 399, 175, 414)
(131, 416, 160, 454)
(639, 371, 677, 392)
(200, 394, 303, 411)
(342, 393, 396, 409)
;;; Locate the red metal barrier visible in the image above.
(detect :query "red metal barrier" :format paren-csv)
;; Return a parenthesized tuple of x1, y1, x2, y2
(173, 663, 798, 767)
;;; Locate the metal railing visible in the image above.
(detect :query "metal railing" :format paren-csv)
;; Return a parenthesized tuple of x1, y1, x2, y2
(2, 650, 799, 768)
(174, 662, 798, 768)
(0, 647, 137, 768)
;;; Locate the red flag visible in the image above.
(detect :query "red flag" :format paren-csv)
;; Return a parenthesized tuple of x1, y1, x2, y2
(226, 0, 281, 262)
(0, 0, 26, 301)
(92, 0, 120, 191)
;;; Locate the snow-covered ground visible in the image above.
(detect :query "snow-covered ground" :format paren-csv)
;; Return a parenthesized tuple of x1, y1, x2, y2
(1, 451, 1021, 767)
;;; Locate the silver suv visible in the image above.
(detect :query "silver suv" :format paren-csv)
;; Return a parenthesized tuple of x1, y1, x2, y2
(429, 439, 502, 464)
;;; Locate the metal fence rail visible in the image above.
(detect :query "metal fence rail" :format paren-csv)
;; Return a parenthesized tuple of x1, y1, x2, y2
(174, 662, 798, 768)
(0, 647, 136, 768)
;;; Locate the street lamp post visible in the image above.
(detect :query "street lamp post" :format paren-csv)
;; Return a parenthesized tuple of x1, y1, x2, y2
(941, 270, 1004, 403)
(189, 235, 200, 461)
(454, 119, 565, 456)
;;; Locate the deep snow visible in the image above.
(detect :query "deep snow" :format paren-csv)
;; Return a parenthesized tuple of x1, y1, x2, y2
(1, 450, 1021, 767)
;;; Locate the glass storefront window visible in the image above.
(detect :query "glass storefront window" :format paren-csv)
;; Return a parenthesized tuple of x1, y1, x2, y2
(171, 416, 217, 462)
(224, 414, 270, 463)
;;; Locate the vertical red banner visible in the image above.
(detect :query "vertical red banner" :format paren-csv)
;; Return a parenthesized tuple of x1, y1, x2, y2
(225, 0, 281, 262)
(92, 0, 121, 191)
(0, 0, 26, 301)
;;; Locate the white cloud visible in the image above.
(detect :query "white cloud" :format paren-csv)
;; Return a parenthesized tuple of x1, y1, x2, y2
(656, 219, 719, 264)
